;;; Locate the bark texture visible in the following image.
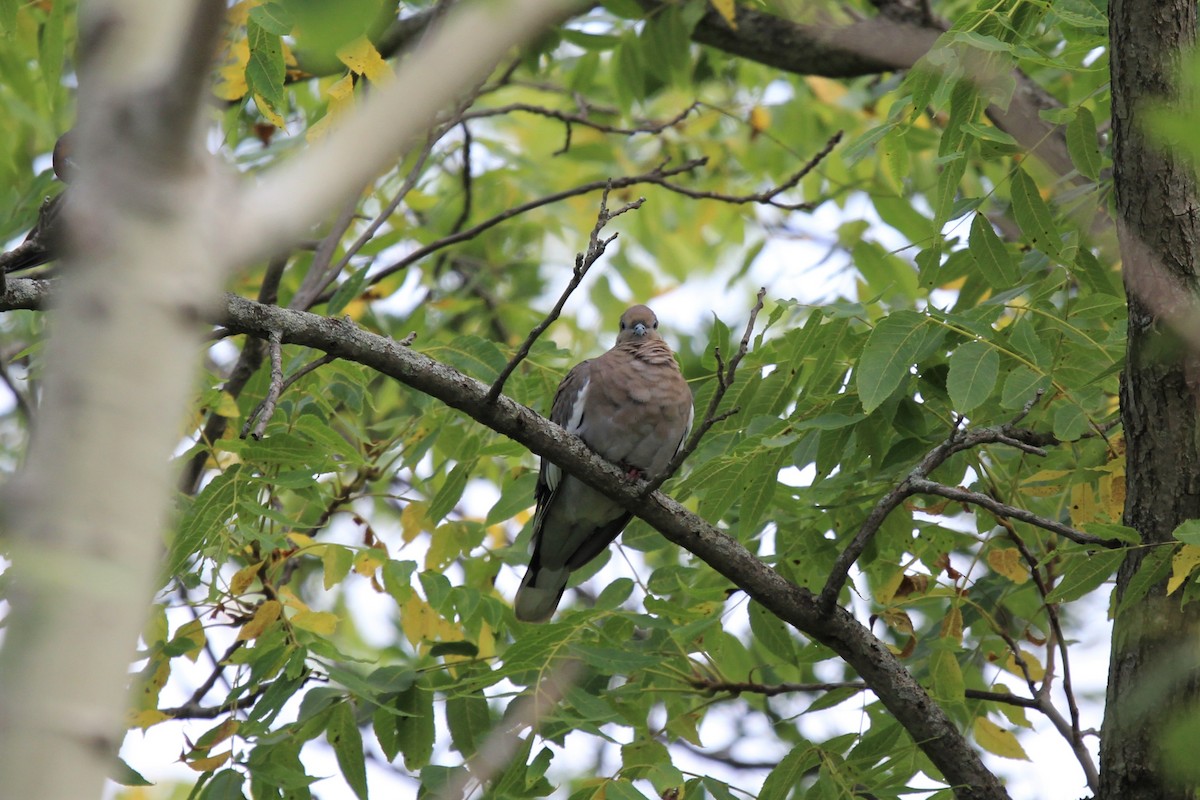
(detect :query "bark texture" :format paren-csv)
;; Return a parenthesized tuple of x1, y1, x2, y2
(1102, 2, 1200, 799)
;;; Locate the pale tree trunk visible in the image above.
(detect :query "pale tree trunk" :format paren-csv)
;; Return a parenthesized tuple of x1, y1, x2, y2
(1102, 2, 1200, 799)
(0, 1, 573, 797)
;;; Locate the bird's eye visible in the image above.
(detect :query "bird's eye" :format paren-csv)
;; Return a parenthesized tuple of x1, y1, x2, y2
(620, 321, 626, 330)
(653, 321, 659, 329)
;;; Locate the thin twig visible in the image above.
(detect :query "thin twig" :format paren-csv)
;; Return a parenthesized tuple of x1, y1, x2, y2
(460, 101, 699, 155)
(690, 675, 1046, 713)
(291, 191, 362, 310)
(910, 480, 1120, 548)
(642, 287, 767, 495)
(999, 518, 1099, 791)
(649, 130, 842, 211)
(180, 640, 245, 710)
(161, 686, 264, 720)
(365, 158, 706, 291)
(818, 416, 1113, 609)
(318, 129, 442, 302)
(691, 677, 866, 697)
(485, 183, 643, 403)
(242, 330, 284, 439)
(241, 351, 338, 438)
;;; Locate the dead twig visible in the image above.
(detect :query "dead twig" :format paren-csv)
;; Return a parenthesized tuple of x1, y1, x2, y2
(241, 350, 338, 438)
(485, 183, 643, 403)
(647, 130, 842, 211)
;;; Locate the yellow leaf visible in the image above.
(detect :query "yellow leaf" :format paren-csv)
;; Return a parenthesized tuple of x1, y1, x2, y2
(287, 532, 318, 551)
(253, 94, 287, 129)
(185, 750, 232, 773)
(806, 76, 847, 104)
(1168, 544, 1200, 595)
(354, 548, 386, 576)
(277, 585, 310, 612)
(214, 38, 250, 101)
(987, 548, 1029, 584)
(229, 561, 262, 596)
(307, 73, 356, 143)
(748, 105, 770, 134)
(972, 717, 1030, 760)
(1002, 648, 1045, 682)
(291, 610, 339, 636)
(237, 600, 282, 641)
(476, 622, 496, 660)
(1100, 470, 1126, 521)
(709, 0, 737, 28)
(939, 605, 964, 644)
(323, 544, 354, 590)
(127, 709, 172, 729)
(216, 391, 241, 419)
(174, 618, 207, 663)
(401, 501, 428, 543)
(880, 607, 914, 635)
(133, 658, 171, 711)
(873, 569, 906, 604)
(1069, 483, 1100, 525)
(192, 718, 240, 753)
(337, 36, 393, 83)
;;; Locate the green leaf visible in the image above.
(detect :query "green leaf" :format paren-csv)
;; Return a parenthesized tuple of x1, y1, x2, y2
(246, 20, 285, 109)
(760, 743, 821, 800)
(446, 685, 491, 758)
(968, 213, 1019, 287)
(929, 648, 965, 703)
(947, 341, 999, 412)
(1046, 548, 1125, 603)
(112, 757, 153, 787)
(249, 2, 295, 35)
(392, 682, 435, 770)
(170, 466, 243, 576)
(857, 311, 943, 413)
(199, 769, 247, 800)
(1117, 545, 1174, 616)
(1000, 365, 1049, 409)
(601, 780, 653, 800)
(1175, 520, 1200, 545)
(1010, 168, 1063, 260)
(429, 460, 476, 523)
(1067, 106, 1102, 181)
(749, 600, 796, 660)
(327, 702, 368, 800)
(1052, 402, 1089, 440)
(328, 265, 372, 316)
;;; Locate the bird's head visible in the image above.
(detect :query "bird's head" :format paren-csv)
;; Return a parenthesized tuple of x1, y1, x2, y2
(616, 304, 663, 345)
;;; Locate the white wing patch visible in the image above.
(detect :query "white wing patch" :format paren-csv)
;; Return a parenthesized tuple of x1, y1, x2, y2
(675, 403, 694, 455)
(544, 378, 589, 494)
(564, 378, 589, 433)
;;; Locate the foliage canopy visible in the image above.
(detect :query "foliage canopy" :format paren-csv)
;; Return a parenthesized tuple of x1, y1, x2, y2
(0, 0, 1168, 799)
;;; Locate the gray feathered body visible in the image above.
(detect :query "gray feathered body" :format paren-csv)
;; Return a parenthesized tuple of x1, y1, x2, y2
(514, 307, 693, 622)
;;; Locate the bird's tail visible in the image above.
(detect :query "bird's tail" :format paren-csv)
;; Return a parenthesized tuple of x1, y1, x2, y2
(514, 564, 569, 623)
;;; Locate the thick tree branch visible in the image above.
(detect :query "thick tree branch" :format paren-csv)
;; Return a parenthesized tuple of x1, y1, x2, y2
(0, 276, 1012, 796)
(667, 1, 1076, 183)
(176, 290, 1005, 799)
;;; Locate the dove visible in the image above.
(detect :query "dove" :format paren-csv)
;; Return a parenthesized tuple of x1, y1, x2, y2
(514, 304, 693, 622)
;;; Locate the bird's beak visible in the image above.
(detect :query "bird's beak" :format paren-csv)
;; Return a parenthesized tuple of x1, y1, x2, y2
(633, 322, 648, 337)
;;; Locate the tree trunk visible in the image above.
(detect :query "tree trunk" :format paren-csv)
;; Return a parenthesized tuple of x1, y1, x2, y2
(1102, 2, 1200, 798)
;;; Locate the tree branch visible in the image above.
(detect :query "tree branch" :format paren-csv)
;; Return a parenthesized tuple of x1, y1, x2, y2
(486, 183, 642, 403)
(230, 0, 582, 268)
